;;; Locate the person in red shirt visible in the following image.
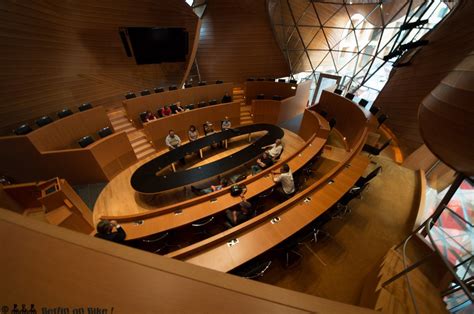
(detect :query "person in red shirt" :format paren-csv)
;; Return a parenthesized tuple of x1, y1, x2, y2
(160, 105, 172, 116)
(144, 110, 156, 122)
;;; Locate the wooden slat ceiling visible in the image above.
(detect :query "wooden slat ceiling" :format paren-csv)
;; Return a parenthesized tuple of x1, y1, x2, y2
(0, 0, 198, 134)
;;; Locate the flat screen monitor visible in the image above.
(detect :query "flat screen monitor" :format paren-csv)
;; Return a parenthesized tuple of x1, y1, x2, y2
(126, 27, 188, 64)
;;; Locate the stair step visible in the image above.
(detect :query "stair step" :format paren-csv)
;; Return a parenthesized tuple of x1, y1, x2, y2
(134, 144, 154, 154)
(136, 148, 156, 160)
(116, 125, 136, 133)
(240, 120, 253, 125)
(131, 138, 149, 147)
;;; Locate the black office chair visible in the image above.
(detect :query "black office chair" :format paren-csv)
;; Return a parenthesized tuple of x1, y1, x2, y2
(272, 95, 282, 100)
(329, 118, 336, 130)
(216, 80, 224, 84)
(140, 89, 151, 96)
(256, 94, 265, 100)
(13, 124, 33, 135)
(78, 135, 94, 148)
(156, 108, 164, 118)
(154, 87, 164, 93)
(229, 257, 272, 279)
(98, 126, 113, 138)
(78, 103, 93, 112)
(256, 78, 265, 81)
(170, 104, 179, 114)
(184, 83, 193, 88)
(354, 166, 382, 188)
(345, 92, 355, 100)
(289, 79, 297, 84)
(198, 101, 207, 108)
(319, 110, 328, 118)
(208, 99, 218, 106)
(334, 88, 343, 95)
(247, 77, 256, 81)
(125, 92, 136, 99)
(140, 232, 181, 254)
(169, 85, 177, 91)
(359, 99, 369, 108)
(57, 108, 73, 119)
(198, 81, 207, 86)
(35, 116, 53, 127)
(191, 216, 215, 237)
(330, 183, 370, 219)
(274, 237, 303, 268)
(139, 111, 148, 123)
(363, 139, 392, 157)
(186, 104, 195, 110)
(278, 79, 286, 83)
(296, 216, 332, 247)
(267, 78, 275, 82)
(369, 105, 380, 115)
(377, 114, 388, 128)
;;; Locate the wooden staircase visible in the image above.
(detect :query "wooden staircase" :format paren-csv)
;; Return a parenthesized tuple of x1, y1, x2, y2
(107, 107, 156, 160)
(233, 87, 253, 125)
(361, 246, 448, 314)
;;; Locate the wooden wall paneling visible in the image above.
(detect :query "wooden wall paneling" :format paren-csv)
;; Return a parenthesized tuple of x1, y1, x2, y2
(374, 0, 474, 155)
(298, 110, 322, 141)
(25, 106, 111, 151)
(0, 0, 198, 134)
(196, 0, 290, 84)
(251, 100, 281, 125)
(123, 83, 234, 125)
(143, 101, 241, 150)
(245, 81, 297, 105)
(89, 131, 137, 180)
(278, 80, 311, 122)
(317, 90, 368, 149)
(0, 209, 376, 313)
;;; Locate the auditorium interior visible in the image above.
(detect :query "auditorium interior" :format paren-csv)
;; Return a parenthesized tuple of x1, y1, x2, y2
(1, 0, 473, 313)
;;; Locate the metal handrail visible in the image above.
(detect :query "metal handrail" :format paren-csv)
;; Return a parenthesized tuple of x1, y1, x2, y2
(401, 233, 420, 314)
(425, 218, 474, 303)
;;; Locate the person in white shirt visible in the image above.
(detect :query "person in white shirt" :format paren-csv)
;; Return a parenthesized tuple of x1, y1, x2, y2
(221, 116, 231, 130)
(271, 163, 295, 199)
(262, 139, 283, 160)
(165, 130, 181, 149)
(165, 130, 185, 164)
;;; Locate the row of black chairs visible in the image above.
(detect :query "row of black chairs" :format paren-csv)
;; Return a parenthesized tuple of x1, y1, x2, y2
(13, 103, 94, 135)
(77, 126, 113, 148)
(125, 80, 225, 100)
(247, 77, 298, 84)
(334, 88, 388, 128)
(256, 94, 283, 100)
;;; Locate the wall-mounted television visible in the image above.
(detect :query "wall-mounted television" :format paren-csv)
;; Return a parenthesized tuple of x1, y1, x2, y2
(124, 27, 189, 65)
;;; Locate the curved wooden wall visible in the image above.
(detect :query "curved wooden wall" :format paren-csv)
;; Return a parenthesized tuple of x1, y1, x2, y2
(123, 83, 234, 125)
(0, 0, 198, 134)
(196, 0, 290, 83)
(374, 0, 474, 155)
(418, 51, 474, 177)
(252, 80, 312, 124)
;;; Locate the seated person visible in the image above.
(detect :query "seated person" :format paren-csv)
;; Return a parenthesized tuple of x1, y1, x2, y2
(204, 121, 218, 148)
(262, 139, 283, 160)
(188, 125, 199, 142)
(165, 129, 181, 150)
(94, 220, 126, 243)
(221, 116, 231, 131)
(191, 177, 229, 196)
(251, 152, 274, 174)
(222, 92, 232, 103)
(160, 105, 172, 117)
(144, 110, 156, 122)
(225, 195, 253, 227)
(171, 101, 185, 114)
(271, 163, 295, 199)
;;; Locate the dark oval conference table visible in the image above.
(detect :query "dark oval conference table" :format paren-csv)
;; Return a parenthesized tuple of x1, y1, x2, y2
(131, 123, 284, 194)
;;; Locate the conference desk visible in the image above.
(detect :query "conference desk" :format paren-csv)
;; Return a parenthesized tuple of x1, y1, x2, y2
(131, 124, 284, 194)
(165, 92, 370, 271)
(100, 110, 330, 240)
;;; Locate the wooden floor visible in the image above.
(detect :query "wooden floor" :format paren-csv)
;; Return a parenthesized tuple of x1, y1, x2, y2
(93, 128, 305, 223)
